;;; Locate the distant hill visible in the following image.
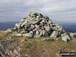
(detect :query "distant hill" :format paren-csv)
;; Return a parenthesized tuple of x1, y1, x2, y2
(0, 22, 17, 30)
(0, 22, 76, 32)
(60, 23, 76, 32)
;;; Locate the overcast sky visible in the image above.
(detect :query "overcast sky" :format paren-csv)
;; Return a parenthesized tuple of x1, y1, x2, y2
(0, 0, 76, 23)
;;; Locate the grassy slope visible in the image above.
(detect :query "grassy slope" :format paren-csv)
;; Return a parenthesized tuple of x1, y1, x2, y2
(0, 31, 76, 57)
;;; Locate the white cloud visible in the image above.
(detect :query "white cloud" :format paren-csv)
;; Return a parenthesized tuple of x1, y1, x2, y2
(0, 0, 11, 3)
(22, 0, 76, 13)
(0, 0, 76, 22)
(24, 0, 57, 6)
(40, 2, 75, 13)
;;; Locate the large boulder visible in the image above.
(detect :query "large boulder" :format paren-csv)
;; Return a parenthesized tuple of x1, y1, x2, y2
(70, 33, 76, 38)
(23, 31, 34, 38)
(50, 31, 59, 38)
(34, 30, 43, 38)
(61, 33, 71, 42)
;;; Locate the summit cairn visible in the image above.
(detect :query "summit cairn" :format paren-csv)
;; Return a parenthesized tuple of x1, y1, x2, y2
(6, 12, 71, 42)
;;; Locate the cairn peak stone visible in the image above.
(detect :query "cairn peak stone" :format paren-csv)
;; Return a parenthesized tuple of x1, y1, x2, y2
(6, 12, 71, 42)
(29, 12, 43, 18)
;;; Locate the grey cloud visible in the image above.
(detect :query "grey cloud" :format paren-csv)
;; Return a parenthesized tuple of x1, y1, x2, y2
(0, 0, 76, 23)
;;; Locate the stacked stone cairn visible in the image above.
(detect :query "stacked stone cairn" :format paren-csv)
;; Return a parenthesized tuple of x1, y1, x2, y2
(6, 12, 71, 42)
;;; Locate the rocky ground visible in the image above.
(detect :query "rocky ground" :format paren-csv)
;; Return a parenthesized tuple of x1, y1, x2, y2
(0, 12, 76, 57)
(0, 31, 76, 57)
(6, 12, 75, 42)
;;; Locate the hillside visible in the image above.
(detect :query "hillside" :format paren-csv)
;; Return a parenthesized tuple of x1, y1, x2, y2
(0, 31, 76, 57)
(0, 12, 76, 57)
(61, 23, 76, 32)
(0, 22, 16, 30)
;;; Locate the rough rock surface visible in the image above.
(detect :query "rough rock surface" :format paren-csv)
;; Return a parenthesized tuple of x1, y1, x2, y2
(41, 38, 54, 41)
(6, 12, 71, 42)
(70, 33, 76, 38)
(61, 33, 71, 42)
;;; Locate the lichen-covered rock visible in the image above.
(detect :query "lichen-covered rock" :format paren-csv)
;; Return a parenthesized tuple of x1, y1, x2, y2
(1, 40, 14, 48)
(0, 40, 15, 57)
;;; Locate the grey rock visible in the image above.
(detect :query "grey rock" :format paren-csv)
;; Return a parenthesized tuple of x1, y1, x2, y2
(52, 24, 65, 33)
(23, 54, 30, 57)
(42, 30, 48, 36)
(6, 12, 71, 41)
(41, 38, 53, 41)
(15, 23, 21, 29)
(44, 25, 51, 32)
(1, 40, 14, 48)
(47, 19, 52, 24)
(17, 46, 21, 52)
(20, 18, 26, 23)
(20, 30, 27, 34)
(23, 31, 34, 37)
(0, 44, 5, 57)
(9, 50, 13, 55)
(5, 49, 10, 56)
(70, 33, 76, 38)
(34, 35, 41, 38)
(5, 29, 12, 33)
(0, 51, 5, 57)
(29, 12, 43, 18)
(0, 43, 13, 57)
(50, 31, 59, 38)
(13, 49, 18, 55)
(34, 30, 43, 38)
(61, 34, 71, 42)
(15, 33, 23, 37)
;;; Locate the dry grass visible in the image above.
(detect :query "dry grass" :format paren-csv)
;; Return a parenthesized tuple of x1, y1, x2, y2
(0, 31, 76, 57)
